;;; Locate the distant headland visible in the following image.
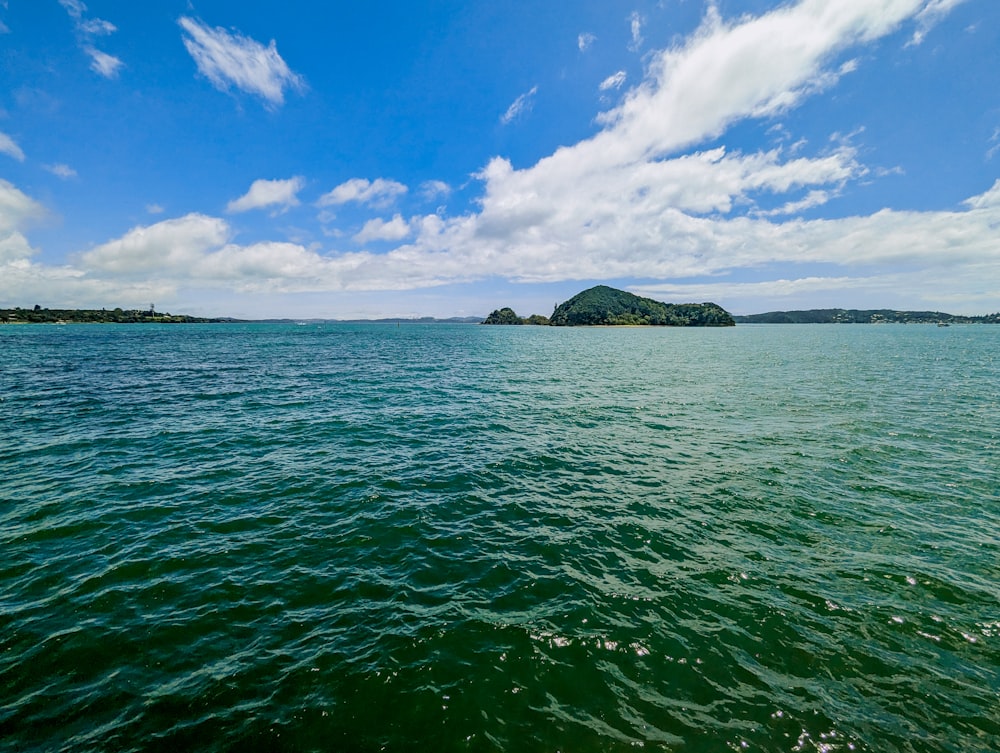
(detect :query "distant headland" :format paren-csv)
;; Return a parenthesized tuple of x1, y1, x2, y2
(1, 305, 235, 324)
(734, 309, 1000, 324)
(483, 285, 736, 326)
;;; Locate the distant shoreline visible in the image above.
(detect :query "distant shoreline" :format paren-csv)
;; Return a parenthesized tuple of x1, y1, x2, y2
(4, 306, 998, 326)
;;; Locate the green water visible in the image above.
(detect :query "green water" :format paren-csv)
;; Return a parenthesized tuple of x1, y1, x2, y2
(1, 323, 998, 752)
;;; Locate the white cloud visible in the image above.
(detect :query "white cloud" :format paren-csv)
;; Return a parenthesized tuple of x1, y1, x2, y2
(81, 214, 230, 275)
(0, 131, 25, 161)
(316, 178, 408, 208)
(146, 203, 165, 214)
(80, 18, 115, 36)
(578, 32, 596, 52)
(628, 11, 644, 51)
(0, 179, 44, 231)
(354, 215, 412, 244)
(501, 86, 538, 125)
(910, 0, 969, 45)
(59, 2, 122, 78)
(85, 46, 123, 78)
(58, 0, 86, 20)
(226, 176, 304, 214)
(43, 163, 77, 179)
(754, 189, 831, 217)
(599, 71, 627, 91)
(0, 180, 44, 264)
(178, 17, 304, 108)
(419, 180, 451, 201)
(987, 127, 1000, 161)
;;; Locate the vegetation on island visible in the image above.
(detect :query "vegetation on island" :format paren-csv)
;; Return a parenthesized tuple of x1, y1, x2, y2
(733, 309, 1000, 324)
(483, 285, 735, 327)
(1, 305, 234, 324)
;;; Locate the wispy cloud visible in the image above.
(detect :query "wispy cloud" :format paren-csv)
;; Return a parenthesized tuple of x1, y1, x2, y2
(419, 180, 451, 202)
(178, 17, 305, 108)
(85, 47, 123, 78)
(987, 127, 1000, 161)
(628, 11, 644, 51)
(500, 86, 538, 125)
(753, 188, 831, 217)
(59, 0, 123, 78)
(910, 0, 969, 45)
(0, 131, 25, 161)
(43, 163, 77, 179)
(316, 178, 407, 209)
(227, 177, 304, 214)
(578, 32, 596, 52)
(58, 0, 86, 20)
(80, 18, 115, 36)
(599, 71, 627, 92)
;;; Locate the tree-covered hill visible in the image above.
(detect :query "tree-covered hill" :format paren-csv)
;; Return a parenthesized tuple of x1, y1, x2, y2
(548, 286, 735, 326)
(1, 306, 233, 324)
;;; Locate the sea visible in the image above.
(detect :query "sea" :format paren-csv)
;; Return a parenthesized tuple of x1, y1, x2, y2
(1, 322, 998, 753)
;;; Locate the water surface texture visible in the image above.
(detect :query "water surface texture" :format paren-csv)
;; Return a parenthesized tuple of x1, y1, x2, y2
(2, 323, 998, 752)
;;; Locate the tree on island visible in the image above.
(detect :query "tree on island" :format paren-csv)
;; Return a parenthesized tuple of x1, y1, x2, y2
(482, 307, 525, 325)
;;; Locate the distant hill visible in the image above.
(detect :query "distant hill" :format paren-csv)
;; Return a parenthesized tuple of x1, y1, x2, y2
(483, 285, 735, 326)
(734, 309, 1000, 324)
(1, 306, 234, 324)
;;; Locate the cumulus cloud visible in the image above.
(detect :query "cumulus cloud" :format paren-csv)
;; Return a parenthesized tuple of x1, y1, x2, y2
(0, 179, 45, 263)
(500, 86, 538, 125)
(316, 178, 408, 208)
(227, 176, 304, 214)
(354, 215, 412, 244)
(179, 17, 304, 108)
(0, 131, 25, 161)
(578, 32, 596, 52)
(81, 214, 231, 275)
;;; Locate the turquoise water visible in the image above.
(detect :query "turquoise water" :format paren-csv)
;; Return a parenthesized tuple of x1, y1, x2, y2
(1, 322, 998, 752)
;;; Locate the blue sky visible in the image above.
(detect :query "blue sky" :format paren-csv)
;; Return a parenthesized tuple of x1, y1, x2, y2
(1, 0, 998, 318)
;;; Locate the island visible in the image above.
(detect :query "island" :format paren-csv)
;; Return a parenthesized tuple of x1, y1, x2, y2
(483, 285, 735, 326)
(733, 309, 1000, 324)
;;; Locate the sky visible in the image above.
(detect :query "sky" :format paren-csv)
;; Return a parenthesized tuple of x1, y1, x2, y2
(1, 0, 998, 319)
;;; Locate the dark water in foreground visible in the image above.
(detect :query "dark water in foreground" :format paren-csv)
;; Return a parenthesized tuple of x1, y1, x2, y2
(1, 322, 998, 752)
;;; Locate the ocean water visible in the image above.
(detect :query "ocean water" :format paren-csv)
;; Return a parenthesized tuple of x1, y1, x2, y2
(1, 322, 998, 753)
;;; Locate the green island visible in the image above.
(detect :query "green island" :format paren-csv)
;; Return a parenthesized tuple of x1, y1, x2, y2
(1, 305, 233, 324)
(483, 285, 735, 327)
(734, 309, 1000, 324)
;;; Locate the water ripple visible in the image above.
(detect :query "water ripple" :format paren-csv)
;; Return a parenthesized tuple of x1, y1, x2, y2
(2, 323, 998, 752)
